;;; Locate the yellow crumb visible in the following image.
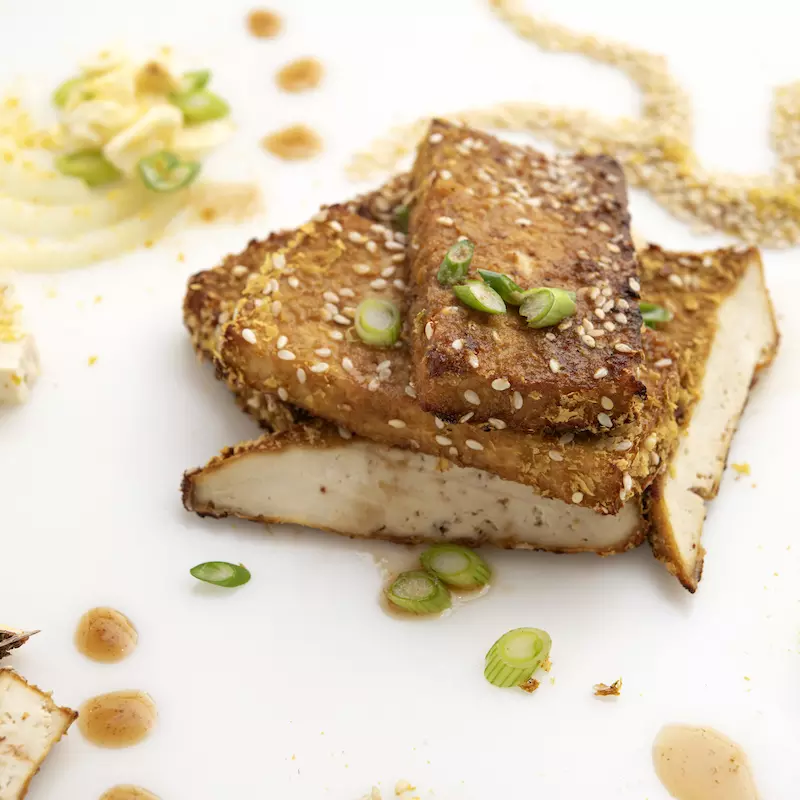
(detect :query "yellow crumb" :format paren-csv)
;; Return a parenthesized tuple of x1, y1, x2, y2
(94, 295, 102, 304)
(88, 355, 98, 366)
(731, 462, 751, 478)
(177, 252, 185, 262)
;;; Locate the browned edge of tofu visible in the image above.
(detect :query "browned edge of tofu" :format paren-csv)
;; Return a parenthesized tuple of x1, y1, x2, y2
(407, 119, 645, 433)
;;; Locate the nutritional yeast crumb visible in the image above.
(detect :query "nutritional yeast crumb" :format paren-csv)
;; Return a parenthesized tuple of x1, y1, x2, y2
(276, 58, 324, 93)
(262, 124, 323, 161)
(247, 9, 282, 38)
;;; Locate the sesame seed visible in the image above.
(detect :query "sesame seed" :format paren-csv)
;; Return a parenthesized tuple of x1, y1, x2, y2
(425, 321, 434, 340)
(515, 217, 532, 226)
(650, 451, 661, 466)
(492, 378, 510, 391)
(391, 253, 405, 263)
(606, 242, 621, 253)
(338, 426, 352, 440)
(436, 435, 452, 446)
(601, 396, 614, 410)
(388, 419, 406, 428)
(603, 321, 616, 332)
(339, 288, 355, 298)
(434, 417, 445, 430)
(614, 440, 633, 451)
(393, 279, 406, 290)
(571, 491, 584, 504)
(366, 241, 378, 254)
(277, 349, 295, 361)
(559, 432, 575, 445)
(333, 314, 350, 325)
(367, 378, 380, 391)
(288, 276, 300, 289)
(488, 418, 507, 429)
(348, 231, 365, 243)
(384, 240, 404, 251)
(273, 253, 286, 270)
(614, 343, 634, 353)
(370, 278, 388, 289)
(452, 339, 463, 350)
(459, 411, 474, 423)
(549, 358, 561, 373)
(464, 389, 480, 405)
(468, 353, 479, 369)
(276, 335, 288, 349)
(628, 277, 641, 292)
(323, 291, 339, 303)
(405, 385, 417, 398)
(342, 357, 354, 372)
(353, 263, 371, 275)
(310, 363, 329, 373)
(329, 330, 344, 341)
(597, 412, 613, 428)
(241, 328, 257, 344)
(581, 334, 596, 348)
(315, 347, 332, 357)
(448, 446, 458, 457)
(277, 387, 289, 401)
(437, 216, 455, 227)
(328, 221, 343, 233)
(381, 266, 396, 278)
(439, 169, 452, 180)
(622, 473, 633, 493)
(429, 132, 443, 143)
(271, 300, 282, 316)
(232, 264, 249, 277)
(614, 312, 628, 325)
(465, 439, 484, 451)
(668, 273, 684, 287)
(549, 450, 564, 461)
(654, 358, 673, 368)
(296, 368, 306, 383)
(377, 359, 392, 371)
(513, 391, 523, 409)
(545, 332, 556, 341)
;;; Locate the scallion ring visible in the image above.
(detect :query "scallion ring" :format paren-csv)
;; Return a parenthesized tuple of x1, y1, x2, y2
(178, 69, 212, 94)
(52, 76, 86, 108)
(420, 544, 491, 589)
(354, 297, 401, 347)
(519, 287, 576, 329)
(639, 301, 673, 328)
(55, 150, 122, 187)
(190, 561, 251, 587)
(484, 628, 552, 688)
(138, 150, 200, 193)
(477, 269, 526, 305)
(452, 279, 506, 314)
(393, 204, 409, 234)
(437, 239, 474, 285)
(386, 570, 451, 614)
(170, 88, 230, 125)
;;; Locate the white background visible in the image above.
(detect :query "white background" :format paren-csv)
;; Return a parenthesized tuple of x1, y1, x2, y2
(1, 0, 799, 797)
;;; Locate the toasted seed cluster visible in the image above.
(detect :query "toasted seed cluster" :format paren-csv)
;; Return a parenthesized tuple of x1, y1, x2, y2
(346, 0, 800, 248)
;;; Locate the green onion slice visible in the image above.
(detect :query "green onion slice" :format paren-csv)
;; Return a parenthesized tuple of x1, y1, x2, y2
(437, 239, 474, 285)
(420, 544, 491, 589)
(477, 269, 526, 305)
(52, 76, 86, 108)
(484, 628, 552, 688)
(453, 280, 506, 314)
(355, 297, 401, 347)
(54, 150, 122, 187)
(393, 204, 409, 234)
(138, 150, 200, 193)
(387, 570, 451, 614)
(519, 287, 576, 329)
(170, 88, 230, 124)
(190, 561, 251, 587)
(178, 69, 212, 94)
(639, 301, 673, 328)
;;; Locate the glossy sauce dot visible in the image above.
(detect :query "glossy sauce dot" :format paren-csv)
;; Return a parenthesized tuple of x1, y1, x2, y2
(75, 607, 137, 663)
(78, 690, 157, 749)
(100, 786, 160, 800)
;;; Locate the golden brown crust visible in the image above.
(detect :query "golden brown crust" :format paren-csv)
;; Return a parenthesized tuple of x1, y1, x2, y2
(217, 203, 678, 513)
(407, 119, 645, 432)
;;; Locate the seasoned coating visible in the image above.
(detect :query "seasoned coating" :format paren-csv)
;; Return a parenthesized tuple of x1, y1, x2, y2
(407, 120, 645, 432)
(218, 204, 679, 513)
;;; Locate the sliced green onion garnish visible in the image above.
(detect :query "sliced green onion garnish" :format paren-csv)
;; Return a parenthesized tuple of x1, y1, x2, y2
(519, 287, 576, 329)
(178, 69, 212, 94)
(138, 150, 200, 193)
(484, 628, 552, 688)
(190, 561, 251, 587)
(54, 150, 122, 187)
(393, 204, 409, 234)
(52, 76, 85, 108)
(453, 280, 506, 314)
(420, 544, 491, 589)
(170, 89, 230, 124)
(640, 301, 673, 328)
(354, 297, 401, 347)
(437, 239, 474, 285)
(478, 269, 526, 305)
(386, 570, 451, 614)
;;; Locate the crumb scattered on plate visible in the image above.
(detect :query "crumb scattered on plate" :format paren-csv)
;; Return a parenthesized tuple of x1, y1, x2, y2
(593, 678, 622, 696)
(247, 8, 282, 38)
(731, 462, 751, 478)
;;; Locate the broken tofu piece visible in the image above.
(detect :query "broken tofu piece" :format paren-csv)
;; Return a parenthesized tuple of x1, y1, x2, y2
(407, 119, 644, 433)
(642, 246, 778, 591)
(0, 280, 39, 405)
(0, 669, 77, 800)
(593, 678, 622, 696)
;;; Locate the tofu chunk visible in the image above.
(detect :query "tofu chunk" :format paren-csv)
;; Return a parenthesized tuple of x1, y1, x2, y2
(0, 282, 39, 405)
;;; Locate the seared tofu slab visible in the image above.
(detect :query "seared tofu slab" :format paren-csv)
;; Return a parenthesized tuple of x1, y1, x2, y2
(407, 120, 644, 433)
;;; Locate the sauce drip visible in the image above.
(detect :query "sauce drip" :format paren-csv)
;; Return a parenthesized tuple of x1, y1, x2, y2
(276, 58, 324, 93)
(262, 125, 323, 161)
(78, 690, 157, 748)
(247, 9, 282, 38)
(100, 786, 159, 800)
(653, 724, 760, 800)
(75, 607, 137, 663)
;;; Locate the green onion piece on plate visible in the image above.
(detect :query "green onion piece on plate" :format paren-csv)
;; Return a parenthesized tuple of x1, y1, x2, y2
(138, 150, 200, 193)
(420, 544, 491, 589)
(477, 269, 526, 305)
(355, 297, 401, 347)
(519, 287, 576, 329)
(55, 150, 122, 187)
(386, 570, 451, 614)
(484, 627, 552, 688)
(178, 69, 212, 94)
(639, 301, 673, 328)
(52, 76, 85, 108)
(453, 280, 506, 314)
(190, 561, 251, 587)
(437, 239, 474, 285)
(393, 204, 410, 234)
(170, 88, 230, 124)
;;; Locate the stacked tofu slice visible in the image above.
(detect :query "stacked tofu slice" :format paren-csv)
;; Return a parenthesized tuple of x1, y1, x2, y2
(182, 121, 778, 592)
(0, 277, 39, 405)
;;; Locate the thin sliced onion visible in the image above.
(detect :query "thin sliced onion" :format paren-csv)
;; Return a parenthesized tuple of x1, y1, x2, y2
(0, 193, 187, 272)
(0, 182, 150, 236)
(173, 119, 235, 159)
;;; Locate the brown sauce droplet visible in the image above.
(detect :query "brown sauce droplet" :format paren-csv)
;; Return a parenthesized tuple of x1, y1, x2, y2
(276, 58, 324, 93)
(78, 690, 157, 748)
(262, 125, 323, 161)
(100, 786, 160, 800)
(75, 607, 138, 663)
(653, 724, 760, 800)
(247, 9, 282, 38)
